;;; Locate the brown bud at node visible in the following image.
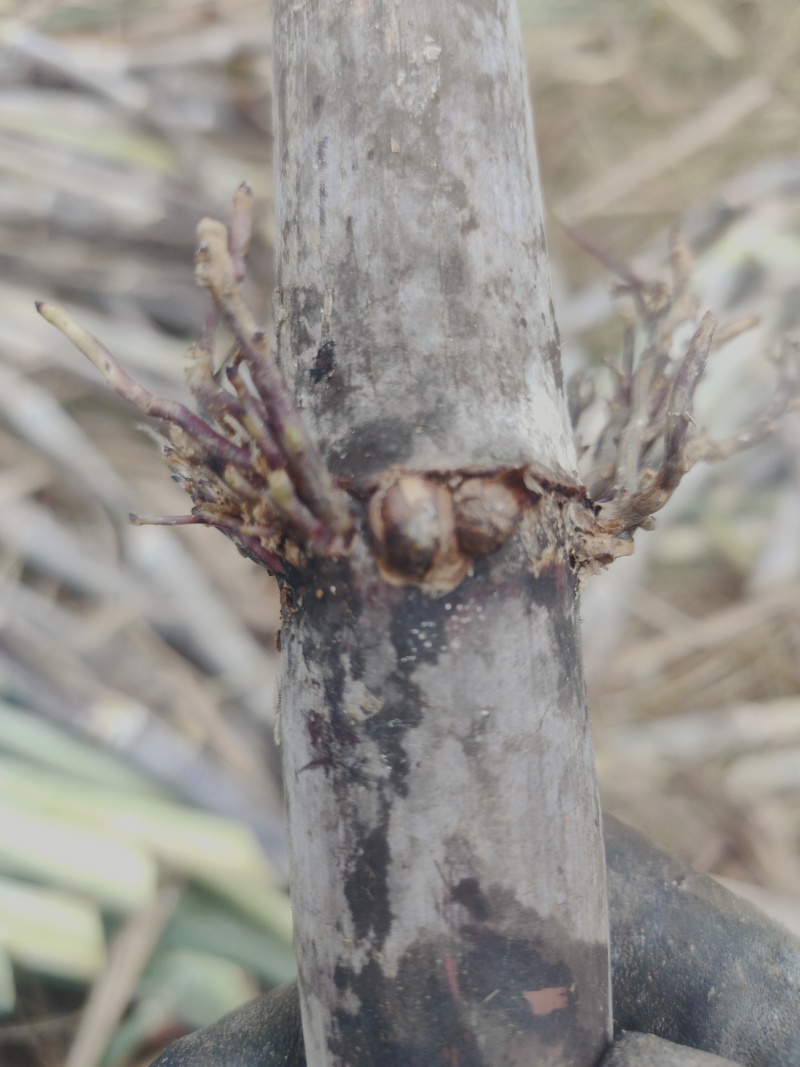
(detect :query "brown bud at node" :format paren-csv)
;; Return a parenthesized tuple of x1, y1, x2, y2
(380, 477, 451, 577)
(368, 475, 470, 591)
(453, 478, 522, 557)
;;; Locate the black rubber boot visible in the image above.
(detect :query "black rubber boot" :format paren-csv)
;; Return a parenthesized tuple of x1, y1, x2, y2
(150, 817, 800, 1067)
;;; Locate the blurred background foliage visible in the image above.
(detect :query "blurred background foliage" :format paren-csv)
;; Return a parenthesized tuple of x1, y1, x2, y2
(0, 0, 798, 1064)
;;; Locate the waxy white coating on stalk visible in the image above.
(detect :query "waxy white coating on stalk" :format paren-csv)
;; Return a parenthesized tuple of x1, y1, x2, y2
(274, 0, 577, 480)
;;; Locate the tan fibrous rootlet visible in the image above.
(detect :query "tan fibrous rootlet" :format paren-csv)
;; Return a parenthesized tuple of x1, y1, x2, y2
(568, 231, 800, 576)
(37, 185, 354, 577)
(36, 202, 799, 593)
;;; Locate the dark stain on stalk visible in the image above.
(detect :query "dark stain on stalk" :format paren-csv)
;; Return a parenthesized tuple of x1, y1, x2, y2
(361, 587, 448, 795)
(329, 414, 416, 476)
(290, 571, 364, 775)
(296, 579, 446, 791)
(340, 591, 451, 957)
(459, 926, 576, 1043)
(388, 586, 447, 667)
(299, 705, 360, 775)
(526, 554, 588, 746)
(451, 878, 490, 922)
(440, 860, 580, 1038)
(347, 635, 366, 682)
(344, 819, 392, 945)
(329, 914, 594, 1066)
(330, 948, 483, 1067)
(311, 339, 336, 383)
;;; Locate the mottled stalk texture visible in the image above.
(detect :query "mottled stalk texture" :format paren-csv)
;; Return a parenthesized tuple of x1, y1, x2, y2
(273, 2, 611, 1066)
